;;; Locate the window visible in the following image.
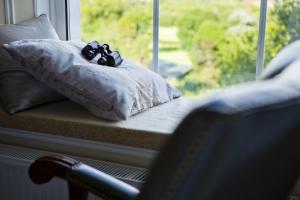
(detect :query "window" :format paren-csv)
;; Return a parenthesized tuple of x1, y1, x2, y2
(78, 0, 299, 98)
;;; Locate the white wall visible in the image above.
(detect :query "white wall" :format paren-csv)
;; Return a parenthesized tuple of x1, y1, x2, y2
(0, 0, 35, 24)
(0, 0, 5, 24)
(0, 0, 79, 40)
(14, 0, 35, 23)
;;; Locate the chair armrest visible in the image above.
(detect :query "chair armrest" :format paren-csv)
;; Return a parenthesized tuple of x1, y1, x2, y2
(29, 155, 140, 200)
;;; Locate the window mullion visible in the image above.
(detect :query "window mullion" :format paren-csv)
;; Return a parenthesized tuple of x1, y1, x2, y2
(4, 0, 15, 24)
(256, 0, 268, 79)
(153, 0, 159, 73)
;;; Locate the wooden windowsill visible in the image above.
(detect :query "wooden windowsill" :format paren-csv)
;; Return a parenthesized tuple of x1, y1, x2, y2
(0, 98, 201, 150)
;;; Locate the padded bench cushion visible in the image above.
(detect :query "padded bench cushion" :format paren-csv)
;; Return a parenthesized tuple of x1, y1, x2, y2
(0, 98, 200, 150)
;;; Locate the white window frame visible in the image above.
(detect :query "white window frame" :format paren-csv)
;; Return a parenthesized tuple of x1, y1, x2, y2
(4, 0, 15, 24)
(153, 0, 160, 73)
(32, 0, 80, 40)
(32, 0, 68, 40)
(256, 0, 268, 79)
(65, 0, 81, 40)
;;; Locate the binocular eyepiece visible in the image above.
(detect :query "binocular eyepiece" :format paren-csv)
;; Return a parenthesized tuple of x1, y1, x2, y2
(81, 41, 123, 67)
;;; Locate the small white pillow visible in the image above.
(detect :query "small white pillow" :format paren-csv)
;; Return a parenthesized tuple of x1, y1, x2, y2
(3, 39, 181, 120)
(0, 14, 65, 114)
(0, 14, 59, 45)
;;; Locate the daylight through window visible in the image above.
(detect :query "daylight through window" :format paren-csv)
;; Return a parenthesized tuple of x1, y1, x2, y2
(80, 0, 300, 98)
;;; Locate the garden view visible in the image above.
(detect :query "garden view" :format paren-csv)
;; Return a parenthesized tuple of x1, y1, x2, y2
(81, 0, 300, 98)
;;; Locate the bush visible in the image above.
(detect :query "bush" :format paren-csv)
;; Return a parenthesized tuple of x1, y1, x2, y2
(217, 30, 257, 86)
(117, 11, 152, 64)
(272, 0, 300, 42)
(175, 3, 257, 90)
(81, 0, 152, 65)
(217, 0, 298, 86)
(174, 0, 298, 90)
(177, 8, 219, 49)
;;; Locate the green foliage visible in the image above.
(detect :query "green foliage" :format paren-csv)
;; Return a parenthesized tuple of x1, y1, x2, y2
(177, 8, 218, 49)
(217, 2, 292, 86)
(117, 11, 152, 64)
(175, 2, 258, 89)
(217, 30, 257, 86)
(264, 19, 290, 65)
(272, 0, 300, 42)
(81, 0, 152, 65)
(175, 0, 298, 89)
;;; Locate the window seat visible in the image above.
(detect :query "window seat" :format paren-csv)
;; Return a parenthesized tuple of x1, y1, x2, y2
(0, 98, 201, 150)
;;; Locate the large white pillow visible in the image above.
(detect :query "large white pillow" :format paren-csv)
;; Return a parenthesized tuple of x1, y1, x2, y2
(3, 39, 181, 121)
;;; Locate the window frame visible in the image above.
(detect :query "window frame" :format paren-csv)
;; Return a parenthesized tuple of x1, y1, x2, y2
(153, 0, 160, 73)
(33, 0, 68, 40)
(65, 0, 268, 77)
(256, 0, 268, 79)
(4, 0, 15, 24)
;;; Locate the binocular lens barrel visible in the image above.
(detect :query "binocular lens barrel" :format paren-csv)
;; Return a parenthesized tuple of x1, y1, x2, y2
(82, 41, 123, 67)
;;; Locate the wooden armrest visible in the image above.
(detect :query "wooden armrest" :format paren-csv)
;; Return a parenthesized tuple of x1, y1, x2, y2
(29, 155, 140, 200)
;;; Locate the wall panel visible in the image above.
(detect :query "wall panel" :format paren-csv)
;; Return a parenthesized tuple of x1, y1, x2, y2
(0, 0, 69, 40)
(13, 0, 34, 23)
(0, 0, 5, 24)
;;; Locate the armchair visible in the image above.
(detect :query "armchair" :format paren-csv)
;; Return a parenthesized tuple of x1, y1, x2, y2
(29, 58, 300, 200)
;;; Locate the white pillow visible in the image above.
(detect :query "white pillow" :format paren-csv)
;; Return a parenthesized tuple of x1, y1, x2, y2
(3, 39, 181, 121)
(0, 15, 65, 114)
(0, 14, 59, 44)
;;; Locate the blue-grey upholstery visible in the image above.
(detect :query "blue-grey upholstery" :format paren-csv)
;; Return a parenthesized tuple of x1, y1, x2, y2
(139, 61, 300, 200)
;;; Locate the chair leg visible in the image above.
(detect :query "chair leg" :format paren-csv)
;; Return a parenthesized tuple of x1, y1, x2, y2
(68, 182, 88, 200)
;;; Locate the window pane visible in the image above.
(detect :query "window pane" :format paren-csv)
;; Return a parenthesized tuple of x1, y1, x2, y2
(80, 0, 153, 66)
(160, 0, 260, 98)
(265, 0, 300, 65)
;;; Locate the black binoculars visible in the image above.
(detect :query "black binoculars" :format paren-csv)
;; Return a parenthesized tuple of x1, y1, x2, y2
(81, 41, 123, 67)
